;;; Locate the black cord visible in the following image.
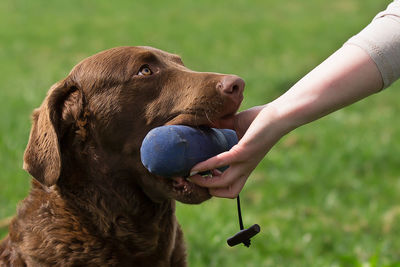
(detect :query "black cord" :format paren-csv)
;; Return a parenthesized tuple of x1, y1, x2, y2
(237, 195, 244, 230)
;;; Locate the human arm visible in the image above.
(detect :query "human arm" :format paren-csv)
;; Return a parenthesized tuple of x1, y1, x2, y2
(189, 0, 400, 198)
(189, 44, 383, 198)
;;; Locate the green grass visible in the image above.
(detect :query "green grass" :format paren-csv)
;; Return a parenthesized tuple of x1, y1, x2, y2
(1, 0, 400, 266)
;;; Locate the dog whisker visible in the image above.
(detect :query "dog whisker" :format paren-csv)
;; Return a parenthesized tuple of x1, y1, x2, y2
(204, 110, 214, 126)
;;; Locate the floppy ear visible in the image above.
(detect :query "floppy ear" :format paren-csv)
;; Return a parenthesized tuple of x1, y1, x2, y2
(23, 79, 84, 186)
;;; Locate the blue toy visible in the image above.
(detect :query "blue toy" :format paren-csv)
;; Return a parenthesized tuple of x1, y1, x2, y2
(140, 125, 238, 177)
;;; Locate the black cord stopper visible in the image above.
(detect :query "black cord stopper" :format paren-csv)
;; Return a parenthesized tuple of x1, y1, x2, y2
(226, 195, 260, 247)
(227, 224, 260, 247)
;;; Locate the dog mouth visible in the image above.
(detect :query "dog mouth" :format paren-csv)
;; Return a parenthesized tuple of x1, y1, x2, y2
(169, 170, 212, 204)
(162, 107, 239, 203)
(171, 177, 196, 195)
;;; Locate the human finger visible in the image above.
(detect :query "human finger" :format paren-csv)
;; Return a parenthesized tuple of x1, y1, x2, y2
(188, 167, 234, 188)
(189, 162, 248, 189)
(208, 174, 248, 198)
(190, 149, 238, 176)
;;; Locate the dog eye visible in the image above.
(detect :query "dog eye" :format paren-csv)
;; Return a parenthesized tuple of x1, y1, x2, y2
(138, 65, 153, 76)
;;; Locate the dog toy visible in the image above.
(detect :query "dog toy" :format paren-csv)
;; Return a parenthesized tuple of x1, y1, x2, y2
(140, 125, 260, 248)
(140, 125, 238, 177)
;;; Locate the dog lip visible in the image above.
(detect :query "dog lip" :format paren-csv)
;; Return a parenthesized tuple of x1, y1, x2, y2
(171, 177, 188, 189)
(164, 113, 215, 128)
(164, 111, 237, 129)
(171, 176, 210, 200)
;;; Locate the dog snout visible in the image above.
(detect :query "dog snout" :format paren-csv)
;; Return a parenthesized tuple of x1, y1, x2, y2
(217, 75, 245, 101)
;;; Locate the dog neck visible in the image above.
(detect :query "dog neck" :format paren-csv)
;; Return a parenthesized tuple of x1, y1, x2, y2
(57, 169, 174, 233)
(21, 179, 180, 262)
(40, 134, 181, 252)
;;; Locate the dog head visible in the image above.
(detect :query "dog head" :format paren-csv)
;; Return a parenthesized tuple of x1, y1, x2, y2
(23, 46, 244, 204)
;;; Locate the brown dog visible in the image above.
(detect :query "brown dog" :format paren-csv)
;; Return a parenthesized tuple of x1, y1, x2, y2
(0, 46, 244, 266)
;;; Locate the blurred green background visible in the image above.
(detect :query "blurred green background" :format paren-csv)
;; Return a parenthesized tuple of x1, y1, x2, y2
(1, 0, 400, 266)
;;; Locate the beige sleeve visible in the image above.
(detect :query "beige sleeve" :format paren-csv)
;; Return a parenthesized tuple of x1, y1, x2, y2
(345, 0, 400, 89)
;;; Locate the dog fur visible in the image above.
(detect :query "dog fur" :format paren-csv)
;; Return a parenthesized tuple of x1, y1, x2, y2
(0, 46, 244, 266)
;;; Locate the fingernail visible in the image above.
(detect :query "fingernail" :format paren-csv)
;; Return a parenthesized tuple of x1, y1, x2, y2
(189, 171, 199, 177)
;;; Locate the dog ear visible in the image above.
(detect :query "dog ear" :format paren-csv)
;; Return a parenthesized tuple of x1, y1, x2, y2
(23, 79, 85, 186)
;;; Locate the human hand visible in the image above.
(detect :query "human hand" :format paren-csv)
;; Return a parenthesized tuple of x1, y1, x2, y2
(188, 141, 265, 198)
(189, 105, 279, 198)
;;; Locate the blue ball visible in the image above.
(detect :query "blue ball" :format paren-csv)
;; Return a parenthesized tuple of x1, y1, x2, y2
(140, 125, 238, 177)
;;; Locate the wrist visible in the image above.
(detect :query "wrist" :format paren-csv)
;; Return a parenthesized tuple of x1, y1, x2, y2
(238, 104, 291, 151)
(258, 104, 295, 138)
(234, 105, 264, 138)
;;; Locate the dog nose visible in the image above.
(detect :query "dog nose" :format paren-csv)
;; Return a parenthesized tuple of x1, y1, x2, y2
(217, 75, 245, 99)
